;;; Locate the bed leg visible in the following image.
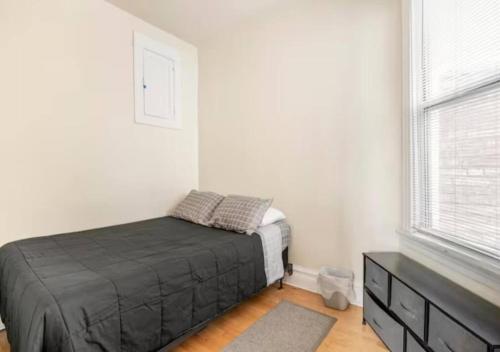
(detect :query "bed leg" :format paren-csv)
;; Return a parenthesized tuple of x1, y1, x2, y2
(278, 278, 283, 289)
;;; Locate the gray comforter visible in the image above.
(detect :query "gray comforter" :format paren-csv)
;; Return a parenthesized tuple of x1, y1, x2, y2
(0, 217, 266, 352)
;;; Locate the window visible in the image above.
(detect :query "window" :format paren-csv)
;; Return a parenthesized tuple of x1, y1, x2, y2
(134, 32, 181, 129)
(410, 0, 500, 259)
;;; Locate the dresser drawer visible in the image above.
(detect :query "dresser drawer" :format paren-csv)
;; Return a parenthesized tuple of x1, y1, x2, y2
(428, 305, 488, 352)
(365, 258, 389, 305)
(407, 332, 426, 352)
(389, 277, 425, 339)
(364, 291, 404, 352)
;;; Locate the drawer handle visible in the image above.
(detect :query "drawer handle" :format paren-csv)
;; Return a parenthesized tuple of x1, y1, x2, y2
(372, 318, 383, 330)
(438, 338, 455, 352)
(399, 302, 416, 319)
(370, 278, 381, 288)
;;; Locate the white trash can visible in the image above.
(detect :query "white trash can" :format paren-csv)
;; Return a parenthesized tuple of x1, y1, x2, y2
(317, 267, 355, 310)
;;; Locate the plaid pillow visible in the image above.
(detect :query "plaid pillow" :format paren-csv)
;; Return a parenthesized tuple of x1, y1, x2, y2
(210, 195, 272, 234)
(171, 190, 225, 225)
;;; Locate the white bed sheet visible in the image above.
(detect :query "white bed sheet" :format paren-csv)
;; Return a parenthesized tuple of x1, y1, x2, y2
(255, 221, 290, 286)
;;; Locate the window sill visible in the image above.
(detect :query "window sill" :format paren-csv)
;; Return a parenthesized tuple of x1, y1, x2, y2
(397, 229, 500, 291)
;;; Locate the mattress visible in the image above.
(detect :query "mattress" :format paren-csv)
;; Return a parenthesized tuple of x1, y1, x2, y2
(0, 217, 266, 352)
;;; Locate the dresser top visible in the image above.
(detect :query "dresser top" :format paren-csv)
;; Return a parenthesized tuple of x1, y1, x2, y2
(364, 252, 500, 346)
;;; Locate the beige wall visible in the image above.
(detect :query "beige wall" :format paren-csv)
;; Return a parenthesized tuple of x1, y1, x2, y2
(0, 0, 198, 244)
(199, 0, 402, 287)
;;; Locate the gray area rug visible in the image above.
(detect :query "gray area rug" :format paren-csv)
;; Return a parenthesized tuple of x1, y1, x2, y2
(224, 300, 336, 352)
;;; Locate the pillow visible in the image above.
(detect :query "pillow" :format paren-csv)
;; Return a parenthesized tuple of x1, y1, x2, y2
(260, 207, 286, 226)
(210, 195, 272, 234)
(171, 190, 224, 225)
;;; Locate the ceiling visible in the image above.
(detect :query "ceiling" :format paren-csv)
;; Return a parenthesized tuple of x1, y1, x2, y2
(105, 0, 289, 45)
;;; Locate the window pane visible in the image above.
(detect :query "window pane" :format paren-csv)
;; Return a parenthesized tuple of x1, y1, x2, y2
(422, 85, 500, 257)
(422, 0, 500, 102)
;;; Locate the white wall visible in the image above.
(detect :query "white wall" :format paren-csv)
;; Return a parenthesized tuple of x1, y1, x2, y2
(199, 0, 402, 290)
(0, 0, 198, 244)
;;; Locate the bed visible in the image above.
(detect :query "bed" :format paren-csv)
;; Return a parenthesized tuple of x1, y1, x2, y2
(0, 216, 290, 352)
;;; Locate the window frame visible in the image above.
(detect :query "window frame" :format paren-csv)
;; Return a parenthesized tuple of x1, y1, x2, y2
(402, 0, 500, 286)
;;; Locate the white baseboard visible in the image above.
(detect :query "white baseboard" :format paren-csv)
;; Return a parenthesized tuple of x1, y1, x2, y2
(284, 265, 320, 293)
(284, 265, 363, 307)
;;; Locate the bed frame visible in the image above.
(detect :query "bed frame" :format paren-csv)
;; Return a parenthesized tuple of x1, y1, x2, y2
(278, 247, 293, 289)
(159, 248, 293, 351)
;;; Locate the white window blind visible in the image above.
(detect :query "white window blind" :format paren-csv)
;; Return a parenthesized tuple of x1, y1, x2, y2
(411, 0, 500, 259)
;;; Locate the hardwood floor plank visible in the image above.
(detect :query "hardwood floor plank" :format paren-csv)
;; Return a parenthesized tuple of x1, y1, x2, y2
(0, 285, 386, 351)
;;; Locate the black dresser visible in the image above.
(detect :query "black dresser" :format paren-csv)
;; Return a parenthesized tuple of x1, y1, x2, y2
(363, 252, 500, 352)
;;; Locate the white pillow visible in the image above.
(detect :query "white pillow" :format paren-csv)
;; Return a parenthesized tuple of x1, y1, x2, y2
(260, 207, 286, 226)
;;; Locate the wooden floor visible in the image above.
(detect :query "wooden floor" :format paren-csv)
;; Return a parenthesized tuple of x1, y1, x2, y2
(0, 284, 387, 351)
